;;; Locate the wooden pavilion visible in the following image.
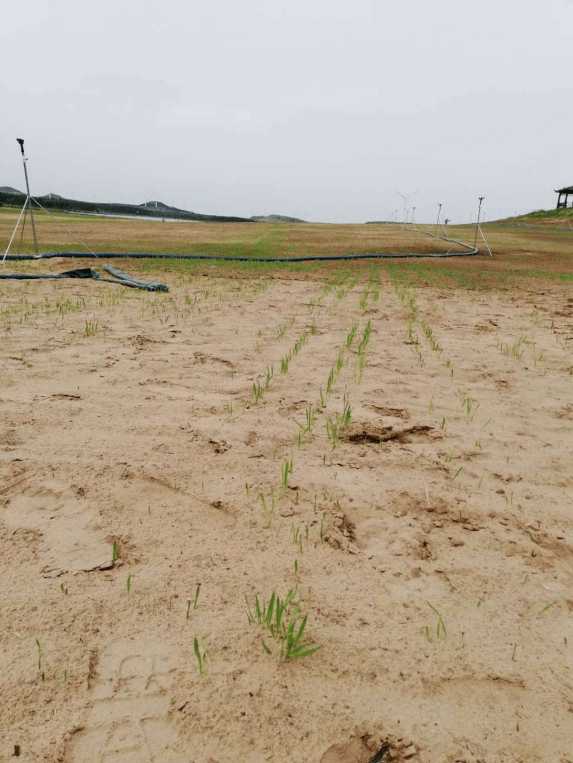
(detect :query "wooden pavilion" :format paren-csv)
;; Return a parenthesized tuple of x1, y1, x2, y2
(555, 185, 573, 209)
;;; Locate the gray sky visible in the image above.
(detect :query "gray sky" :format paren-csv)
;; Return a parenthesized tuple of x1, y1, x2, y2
(2, 0, 572, 223)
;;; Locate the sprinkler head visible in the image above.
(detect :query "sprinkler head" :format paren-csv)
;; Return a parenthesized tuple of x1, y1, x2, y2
(16, 138, 25, 154)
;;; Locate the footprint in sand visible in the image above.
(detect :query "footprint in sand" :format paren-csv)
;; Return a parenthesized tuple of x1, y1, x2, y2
(2, 477, 110, 574)
(65, 638, 183, 763)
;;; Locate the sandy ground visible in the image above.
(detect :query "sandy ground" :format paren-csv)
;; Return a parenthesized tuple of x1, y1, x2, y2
(1, 260, 572, 763)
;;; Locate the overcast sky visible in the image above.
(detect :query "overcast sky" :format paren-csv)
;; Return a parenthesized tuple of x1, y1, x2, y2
(2, 0, 572, 223)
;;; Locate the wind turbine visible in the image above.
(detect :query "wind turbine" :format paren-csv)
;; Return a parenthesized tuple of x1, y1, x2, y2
(394, 190, 418, 223)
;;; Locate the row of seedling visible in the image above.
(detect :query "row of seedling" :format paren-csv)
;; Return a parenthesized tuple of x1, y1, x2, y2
(280, 329, 309, 374)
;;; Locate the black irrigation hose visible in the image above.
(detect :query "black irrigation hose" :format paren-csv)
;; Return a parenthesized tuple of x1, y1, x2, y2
(0, 266, 169, 291)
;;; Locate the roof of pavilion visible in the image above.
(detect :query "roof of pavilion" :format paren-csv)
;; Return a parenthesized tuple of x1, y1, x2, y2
(555, 186, 573, 193)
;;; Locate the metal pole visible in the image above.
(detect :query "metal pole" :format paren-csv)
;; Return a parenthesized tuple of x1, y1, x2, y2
(435, 204, 442, 234)
(474, 196, 484, 248)
(17, 139, 39, 254)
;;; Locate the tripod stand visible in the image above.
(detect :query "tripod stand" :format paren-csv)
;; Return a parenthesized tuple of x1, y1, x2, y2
(2, 139, 94, 264)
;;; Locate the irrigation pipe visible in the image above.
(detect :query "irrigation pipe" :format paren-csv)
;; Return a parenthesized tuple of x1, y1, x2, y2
(1, 241, 479, 264)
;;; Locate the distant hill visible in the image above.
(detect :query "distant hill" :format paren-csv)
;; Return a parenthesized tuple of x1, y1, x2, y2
(0, 190, 252, 223)
(250, 214, 306, 223)
(140, 200, 188, 215)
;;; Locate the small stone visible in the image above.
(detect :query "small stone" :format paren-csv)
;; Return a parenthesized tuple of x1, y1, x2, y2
(403, 744, 418, 758)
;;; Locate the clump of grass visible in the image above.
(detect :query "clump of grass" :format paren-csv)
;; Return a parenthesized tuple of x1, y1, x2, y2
(84, 319, 99, 337)
(244, 590, 321, 660)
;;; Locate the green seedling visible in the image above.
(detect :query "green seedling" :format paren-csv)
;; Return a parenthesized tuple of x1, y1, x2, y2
(326, 416, 340, 448)
(346, 322, 359, 347)
(326, 369, 335, 396)
(251, 379, 264, 402)
(280, 353, 292, 374)
(452, 466, 463, 480)
(193, 636, 206, 675)
(112, 541, 118, 564)
(126, 574, 132, 595)
(36, 638, 42, 672)
(340, 396, 352, 427)
(427, 602, 447, 641)
(265, 366, 274, 389)
(511, 643, 517, 661)
(440, 417, 446, 429)
(356, 355, 366, 384)
(539, 601, 556, 614)
(357, 320, 372, 354)
(320, 511, 327, 540)
(293, 405, 316, 440)
(281, 459, 293, 494)
(193, 584, 201, 609)
(60, 583, 68, 595)
(292, 524, 303, 554)
(335, 350, 345, 373)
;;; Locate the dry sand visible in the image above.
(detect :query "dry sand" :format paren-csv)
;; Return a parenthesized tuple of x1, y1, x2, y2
(1, 257, 572, 763)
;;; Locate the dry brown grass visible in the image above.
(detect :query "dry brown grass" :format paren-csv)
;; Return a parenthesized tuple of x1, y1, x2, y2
(1, 207, 571, 288)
